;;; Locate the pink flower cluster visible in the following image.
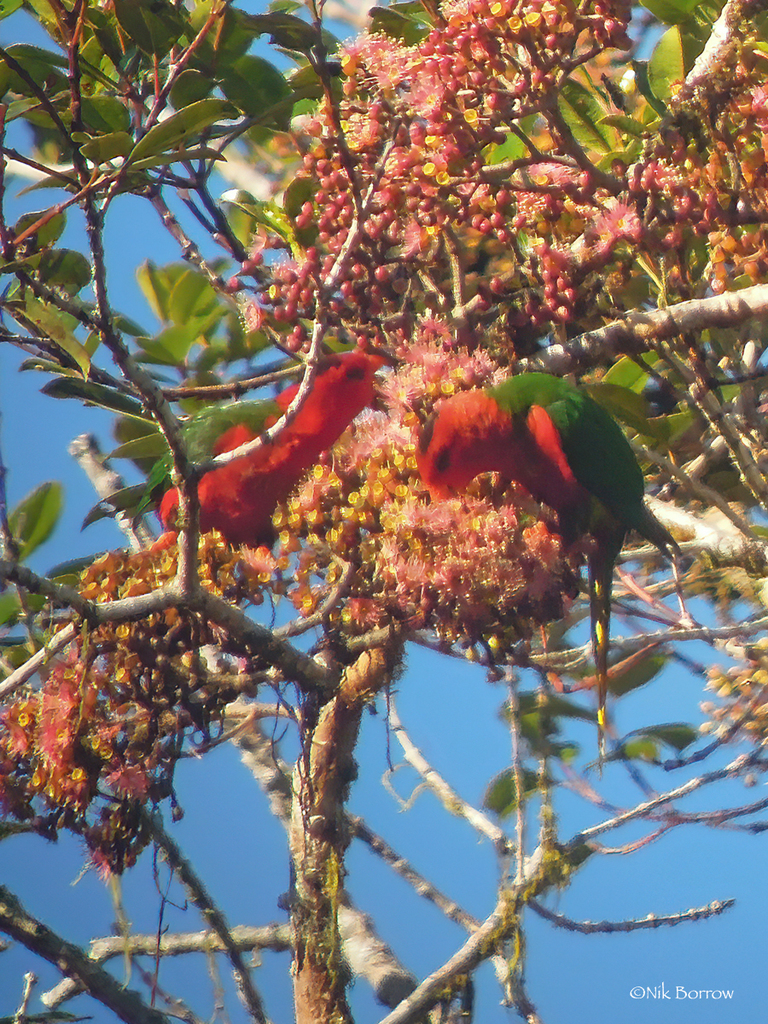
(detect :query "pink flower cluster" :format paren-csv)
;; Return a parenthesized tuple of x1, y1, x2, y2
(280, 335, 581, 653)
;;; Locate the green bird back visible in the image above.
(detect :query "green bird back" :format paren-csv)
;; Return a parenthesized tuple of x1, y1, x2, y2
(135, 397, 283, 519)
(490, 373, 662, 545)
(179, 398, 283, 462)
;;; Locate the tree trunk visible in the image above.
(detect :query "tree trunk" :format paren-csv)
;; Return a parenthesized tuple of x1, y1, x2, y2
(290, 648, 390, 1024)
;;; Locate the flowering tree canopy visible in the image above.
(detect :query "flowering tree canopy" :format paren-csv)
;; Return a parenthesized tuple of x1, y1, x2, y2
(2, 0, 768, 1020)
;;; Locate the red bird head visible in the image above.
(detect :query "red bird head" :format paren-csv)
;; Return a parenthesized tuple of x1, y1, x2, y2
(417, 390, 514, 499)
(418, 388, 592, 519)
(277, 350, 385, 450)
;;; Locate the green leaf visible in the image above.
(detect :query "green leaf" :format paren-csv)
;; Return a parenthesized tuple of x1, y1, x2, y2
(641, 408, 694, 446)
(23, 297, 90, 378)
(0, 253, 42, 280)
(41, 377, 147, 419)
(0, 0, 24, 18)
(170, 69, 213, 109)
(558, 79, 612, 154)
(0, 641, 38, 671)
(285, 61, 328, 105)
(220, 54, 291, 125)
(113, 414, 168, 467)
(220, 190, 300, 254)
(484, 115, 539, 164)
(80, 94, 131, 134)
(631, 60, 668, 117)
(597, 142, 644, 172)
(82, 485, 150, 528)
(244, 12, 318, 52)
(649, 723, 698, 751)
(622, 722, 698, 762)
(648, 27, 687, 104)
(128, 98, 237, 166)
(369, 2, 431, 44)
(484, 767, 544, 817)
(48, 554, 99, 585)
(128, 145, 225, 172)
(9, 481, 64, 561)
(283, 174, 314, 219)
(112, 0, 187, 55)
(13, 168, 79, 195)
(609, 653, 668, 697)
(168, 268, 220, 325)
(599, 113, 648, 139)
(78, 35, 122, 91)
(113, 312, 148, 338)
(109, 433, 168, 462)
(77, 130, 134, 164)
(188, 1, 256, 65)
(0, 44, 68, 97)
(511, 692, 594, 722)
(602, 355, 651, 391)
(622, 737, 659, 761)
(585, 381, 655, 437)
(84, 5, 129, 69)
(0, 592, 21, 627)
(640, 0, 705, 24)
(14, 209, 66, 249)
(270, 0, 303, 12)
(138, 314, 221, 365)
(37, 249, 92, 296)
(137, 262, 186, 323)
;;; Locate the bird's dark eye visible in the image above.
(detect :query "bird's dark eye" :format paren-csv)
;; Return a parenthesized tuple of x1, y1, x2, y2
(434, 447, 451, 473)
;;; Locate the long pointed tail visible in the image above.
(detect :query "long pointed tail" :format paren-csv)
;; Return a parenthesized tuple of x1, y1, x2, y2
(588, 552, 614, 763)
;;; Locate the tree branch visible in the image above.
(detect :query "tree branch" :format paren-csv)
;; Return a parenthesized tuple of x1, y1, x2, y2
(41, 924, 291, 1009)
(0, 884, 171, 1024)
(538, 284, 768, 373)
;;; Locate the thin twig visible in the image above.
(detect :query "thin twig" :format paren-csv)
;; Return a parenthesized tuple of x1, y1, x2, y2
(13, 971, 36, 1024)
(387, 698, 511, 852)
(144, 811, 269, 1024)
(0, 560, 335, 696)
(529, 896, 735, 934)
(0, 622, 77, 701)
(635, 441, 755, 539)
(574, 752, 760, 843)
(69, 434, 155, 550)
(376, 892, 516, 1024)
(349, 815, 479, 932)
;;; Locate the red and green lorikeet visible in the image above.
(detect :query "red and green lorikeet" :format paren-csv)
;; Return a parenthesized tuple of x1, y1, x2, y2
(156, 350, 383, 547)
(417, 371, 679, 757)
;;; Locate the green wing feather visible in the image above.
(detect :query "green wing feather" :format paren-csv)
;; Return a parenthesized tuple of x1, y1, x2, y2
(490, 373, 675, 549)
(532, 381, 644, 529)
(135, 397, 283, 518)
(181, 398, 282, 461)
